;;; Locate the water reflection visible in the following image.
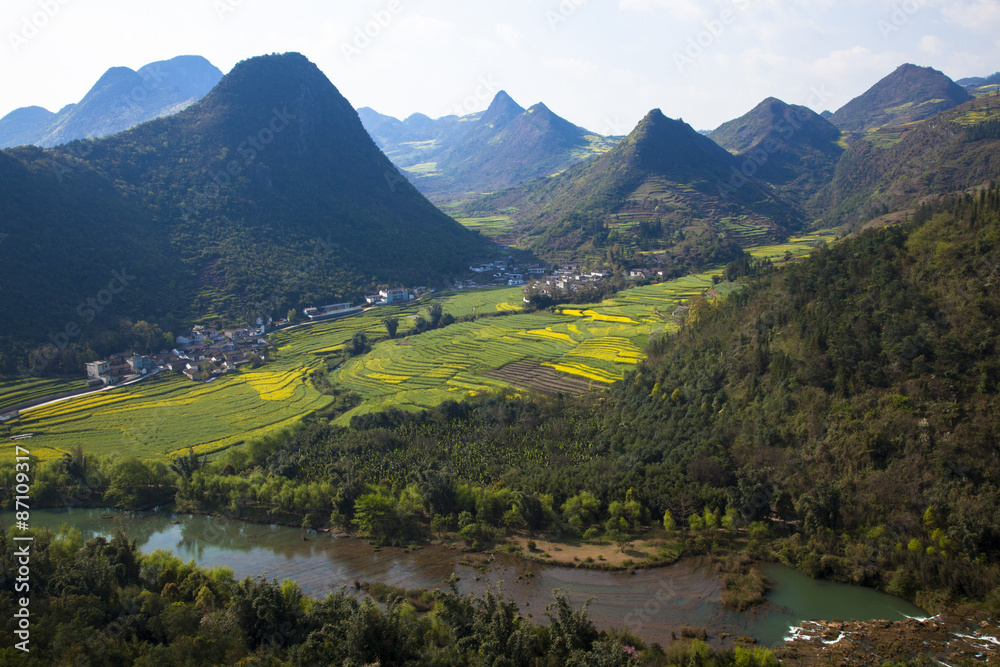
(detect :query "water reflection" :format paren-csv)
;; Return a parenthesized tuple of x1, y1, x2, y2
(8, 508, 926, 647)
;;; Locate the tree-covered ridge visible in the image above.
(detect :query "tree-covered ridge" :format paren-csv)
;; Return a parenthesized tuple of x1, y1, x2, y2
(616, 186, 1000, 604)
(0, 52, 490, 372)
(815, 94, 1000, 228)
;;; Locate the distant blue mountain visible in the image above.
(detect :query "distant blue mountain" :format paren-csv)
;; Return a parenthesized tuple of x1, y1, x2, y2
(0, 55, 223, 148)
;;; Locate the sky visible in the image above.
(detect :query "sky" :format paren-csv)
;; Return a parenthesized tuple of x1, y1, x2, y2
(2, 0, 999, 134)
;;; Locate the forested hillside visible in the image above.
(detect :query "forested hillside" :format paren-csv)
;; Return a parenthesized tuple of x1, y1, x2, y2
(0, 53, 488, 374)
(815, 93, 1000, 227)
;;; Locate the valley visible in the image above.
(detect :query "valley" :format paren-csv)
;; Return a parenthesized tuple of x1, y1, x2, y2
(1, 235, 823, 464)
(1, 39, 1000, 665)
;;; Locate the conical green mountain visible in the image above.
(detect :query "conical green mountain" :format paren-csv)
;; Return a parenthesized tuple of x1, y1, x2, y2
(830, 64, 971, 135)
(465, 109, 800, 260)
(0, 53, 488, 369)
(709, 97, 844, 203)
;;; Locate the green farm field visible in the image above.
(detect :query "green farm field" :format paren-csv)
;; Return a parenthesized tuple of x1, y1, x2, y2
(0, 376, 88, 413)
(453, 215, 520, 243)
(329, 271, 719, 423)
(2, 237, 827, 462)
(0, 289, 522, 462)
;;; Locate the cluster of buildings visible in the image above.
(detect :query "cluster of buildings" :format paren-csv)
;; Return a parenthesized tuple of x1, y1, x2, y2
(85, 324, 270, 386)
(520, 265, 612, 300)
(467, 257, 548, 287)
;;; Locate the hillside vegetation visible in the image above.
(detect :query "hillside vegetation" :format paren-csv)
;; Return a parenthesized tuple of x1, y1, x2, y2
(815, 94, 1000, 227)
(0, 53, 488, 374)
(830, 64, 971, 136)
(462, 110, 801, 263)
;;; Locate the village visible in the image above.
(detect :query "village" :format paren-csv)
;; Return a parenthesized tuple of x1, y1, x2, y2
(84, 323, 272, 386)
(77, 253, 670, 389)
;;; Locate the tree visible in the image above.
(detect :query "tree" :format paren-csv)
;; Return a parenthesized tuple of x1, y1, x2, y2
(722, 507, 739, 533)
(607, 528, 631, 553)
(382, 315, 399, 339)
(561, 491, 600, 531)
(352, 492, 398, 541)
(662, 509, 676, 532)
(428, 303, 443, 329)
(287, 309, 297, 323)
(103, 458, 165, 509)
(350, 331, 368, 356)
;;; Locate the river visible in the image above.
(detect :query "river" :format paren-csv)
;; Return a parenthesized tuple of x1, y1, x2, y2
(7, 508, 927, 647)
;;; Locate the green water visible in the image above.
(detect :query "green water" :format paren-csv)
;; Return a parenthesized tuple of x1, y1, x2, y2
(6, 508, 926, 647)
(740, 563, 928, 644)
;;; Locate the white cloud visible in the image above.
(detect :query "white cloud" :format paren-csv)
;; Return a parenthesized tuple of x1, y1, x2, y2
(393, 15, 456, 44)
(919, 35, 944, 55)
(940, 0, 1000, 31)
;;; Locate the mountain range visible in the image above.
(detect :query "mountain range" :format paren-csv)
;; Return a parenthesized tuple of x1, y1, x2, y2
(461, 108, 801, 262)
(358, 91, 618, 203)
(2, 52, 999, 371)
(0, 55, 224, 149)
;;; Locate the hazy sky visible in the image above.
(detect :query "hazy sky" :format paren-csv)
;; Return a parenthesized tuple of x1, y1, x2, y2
(2, 0, 999, 133)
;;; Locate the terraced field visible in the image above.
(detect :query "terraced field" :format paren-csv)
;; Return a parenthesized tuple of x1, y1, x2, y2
(329, 270, 720, 422)
(0, 309, 420, 462)
(748, 232, 837, 261)
(453, 215, 517, 239)
(487, 361, 593, 395)
(0, 377, 87, 413)
(3, 237, 828, 461)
